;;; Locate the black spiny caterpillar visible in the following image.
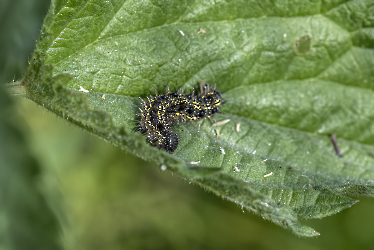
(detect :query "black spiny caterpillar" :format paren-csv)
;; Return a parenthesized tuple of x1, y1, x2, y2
(137, 83, 223, 153)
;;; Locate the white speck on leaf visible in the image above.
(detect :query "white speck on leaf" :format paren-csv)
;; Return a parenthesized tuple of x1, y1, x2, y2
(264, 172, 273, 178)
(236, 123, 240, 132)
(79, 86, 89, 93)
(212, 119, 230, 126)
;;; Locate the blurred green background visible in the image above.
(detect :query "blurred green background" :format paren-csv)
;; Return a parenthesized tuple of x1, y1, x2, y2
(1, 0, 374, 249)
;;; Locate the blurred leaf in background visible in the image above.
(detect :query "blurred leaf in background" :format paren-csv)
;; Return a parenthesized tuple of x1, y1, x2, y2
(2, 0, 374, 249)
(0, 87, 62, 249)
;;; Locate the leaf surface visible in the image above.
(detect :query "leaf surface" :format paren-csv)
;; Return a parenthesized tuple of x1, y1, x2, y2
(21, 0, 374, 236)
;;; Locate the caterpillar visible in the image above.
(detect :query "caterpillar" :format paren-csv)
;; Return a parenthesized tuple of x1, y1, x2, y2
(136, 83, 222, 153)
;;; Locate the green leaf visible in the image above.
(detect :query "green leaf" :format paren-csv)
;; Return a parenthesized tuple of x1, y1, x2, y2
(0, 85, 62, 249)
(20, 0, 374, 236)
